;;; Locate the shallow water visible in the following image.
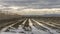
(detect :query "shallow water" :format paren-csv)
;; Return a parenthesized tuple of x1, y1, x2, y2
(0, 19, 60, 34)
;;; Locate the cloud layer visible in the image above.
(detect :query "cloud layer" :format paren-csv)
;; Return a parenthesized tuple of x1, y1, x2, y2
(0, 0, 60, 15)
(0, 0, 60, 8)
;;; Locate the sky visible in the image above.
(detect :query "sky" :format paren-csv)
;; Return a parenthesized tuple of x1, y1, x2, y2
(0, 0, 60, 15)
(1, 0, 60, 8)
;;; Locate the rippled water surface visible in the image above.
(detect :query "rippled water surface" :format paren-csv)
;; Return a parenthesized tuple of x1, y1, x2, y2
(0, 18, 60, 34)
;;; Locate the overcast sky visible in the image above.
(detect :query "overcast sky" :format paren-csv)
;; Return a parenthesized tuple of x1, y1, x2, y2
(1, 0, 60, 8)
(0, 0, 60, 15)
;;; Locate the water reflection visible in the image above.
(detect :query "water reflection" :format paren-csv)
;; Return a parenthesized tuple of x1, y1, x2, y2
(0, 19, 60, 34)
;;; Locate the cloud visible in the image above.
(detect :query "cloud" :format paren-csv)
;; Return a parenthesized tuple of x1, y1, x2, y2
(0, 0, 60, 15)
(0, 0, 60, 9)
(16, 8, 60, 15)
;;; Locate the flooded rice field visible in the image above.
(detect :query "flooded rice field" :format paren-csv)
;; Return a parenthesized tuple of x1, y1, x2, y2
(0, 18, 60, 34)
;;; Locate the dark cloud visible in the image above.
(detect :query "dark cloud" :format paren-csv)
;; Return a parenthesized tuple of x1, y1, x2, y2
(0, 0, 60, 9)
